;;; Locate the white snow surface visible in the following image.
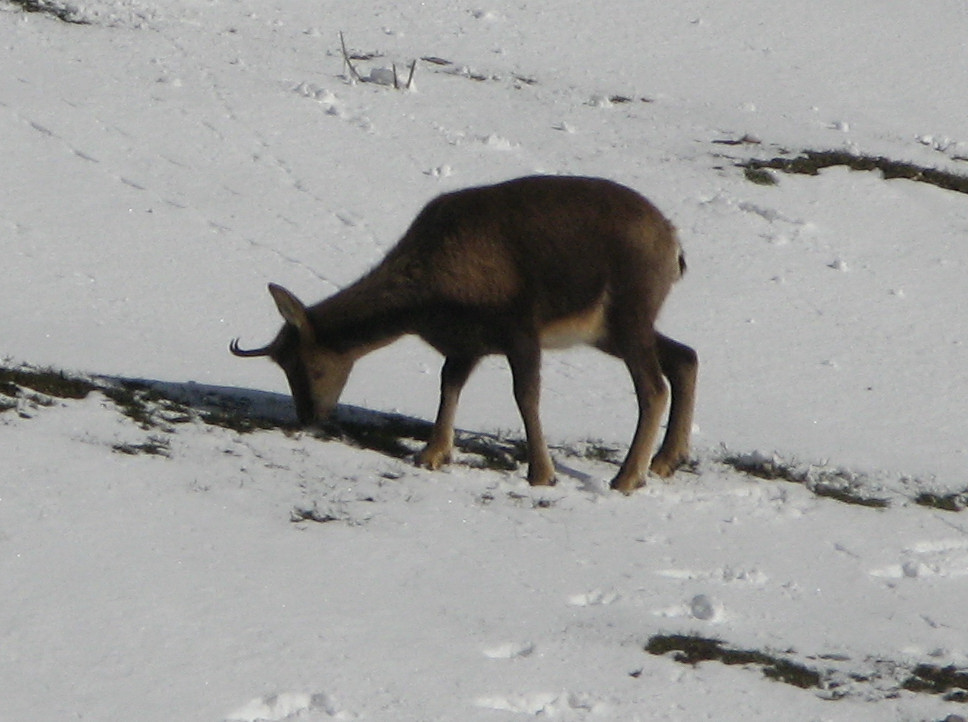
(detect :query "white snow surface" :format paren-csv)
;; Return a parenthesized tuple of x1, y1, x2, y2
(2, 0, 968, 720)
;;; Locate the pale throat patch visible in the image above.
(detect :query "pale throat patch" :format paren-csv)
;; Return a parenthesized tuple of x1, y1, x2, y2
(302, 338, 395, 416)
(304, 350, 354, 415)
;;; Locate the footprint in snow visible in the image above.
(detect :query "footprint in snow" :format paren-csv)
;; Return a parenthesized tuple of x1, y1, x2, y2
(567, 589, 620, 606)
(655, 566, 768, 585)
(483, 641, 535, 659)
(475, 692, 605, 715)
(653, 594, 725, 623)
(869, 538, 968, 581)
(224, 691, 341, 721)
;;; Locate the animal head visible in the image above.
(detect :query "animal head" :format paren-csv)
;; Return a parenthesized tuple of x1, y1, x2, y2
(230, 284, 353, 424)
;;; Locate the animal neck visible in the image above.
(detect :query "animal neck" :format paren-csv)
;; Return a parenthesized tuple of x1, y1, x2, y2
(306, 266, 419, 354)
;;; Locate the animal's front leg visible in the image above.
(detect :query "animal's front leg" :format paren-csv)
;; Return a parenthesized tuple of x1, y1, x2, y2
(417, 355, 479, 470)
(507, 339, 556, 486)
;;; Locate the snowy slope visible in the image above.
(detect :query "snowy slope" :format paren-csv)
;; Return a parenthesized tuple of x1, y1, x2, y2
(4, 370, 968, 721)
(2, 1, 968, 720)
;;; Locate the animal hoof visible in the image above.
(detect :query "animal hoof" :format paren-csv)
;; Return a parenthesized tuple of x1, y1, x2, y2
(416, 446, 451, 470)
(610, 473, 645, 495)
(649, 453, 686, 478)
(526, 465, 557, 486)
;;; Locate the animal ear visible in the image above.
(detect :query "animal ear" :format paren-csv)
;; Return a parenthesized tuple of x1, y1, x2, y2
(268, 283, 315, 341)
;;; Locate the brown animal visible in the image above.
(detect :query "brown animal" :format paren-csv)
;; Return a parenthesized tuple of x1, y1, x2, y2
(231, 175, 697, 493)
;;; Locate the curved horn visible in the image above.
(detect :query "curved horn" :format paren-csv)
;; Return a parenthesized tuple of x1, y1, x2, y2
(229, 338, 272, 357)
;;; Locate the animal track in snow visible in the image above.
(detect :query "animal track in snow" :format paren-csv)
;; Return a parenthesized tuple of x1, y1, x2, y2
(483, 641, 535, 659)
(474, 691, 605, 716)
(702, 193, 817, 246)
(653, 593, 726, 623)
(655, 565, 768, 585)
(478, 133, 518, 150)
(292, 82, 373, 131)
(224, 691, 342, 721)
(869, 538, 968, 580)
(566, 589, 620, 607)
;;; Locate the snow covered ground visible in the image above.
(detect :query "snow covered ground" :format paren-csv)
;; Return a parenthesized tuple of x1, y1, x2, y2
(2, 1, 968, 720)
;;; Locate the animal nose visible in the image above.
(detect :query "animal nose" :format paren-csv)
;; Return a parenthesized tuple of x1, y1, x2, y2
(294, 398, 316, 426)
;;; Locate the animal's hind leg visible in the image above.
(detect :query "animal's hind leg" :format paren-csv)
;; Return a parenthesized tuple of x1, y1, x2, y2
(611, 344, 669, 494)
(650, 333, 698, 477)
(506, 336, 556, 486)
(418, 355, 480, 470)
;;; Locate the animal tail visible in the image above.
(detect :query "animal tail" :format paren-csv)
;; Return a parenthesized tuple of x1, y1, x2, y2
(673, 230, 687, 278)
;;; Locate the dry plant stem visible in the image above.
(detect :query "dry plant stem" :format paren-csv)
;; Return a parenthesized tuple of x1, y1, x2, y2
(339, 31, 363, 82)
(405, 60, 417, 89)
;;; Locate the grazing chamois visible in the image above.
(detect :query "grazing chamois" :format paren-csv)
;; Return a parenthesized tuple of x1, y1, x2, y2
(231, 175, 697, 492)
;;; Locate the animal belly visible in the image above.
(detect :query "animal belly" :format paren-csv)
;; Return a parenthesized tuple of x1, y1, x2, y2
(539, 302, 608, 349)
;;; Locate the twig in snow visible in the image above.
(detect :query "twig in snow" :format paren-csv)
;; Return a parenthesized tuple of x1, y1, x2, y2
(339, 31, 363, 82)
(391, 60, 418, 90)
(404, 59, 417, 90)
(338, 32, 416, 90)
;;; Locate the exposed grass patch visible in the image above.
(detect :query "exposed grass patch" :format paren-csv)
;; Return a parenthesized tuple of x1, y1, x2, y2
(647, 633, 968, 704)
(1, 362, 526, 471)
(0, 363, 273, 432)
(903, 663, 968, 702)
(577, 441, 623, 465)
(290, 504, 342, 524)
(0, 365, 96, 401)
(290, 500, 372, 526)
(810, 483, 890, 508)
(199, 406, 281, 433)
(327, 415, 430, 460)
(720, 451, 892, 508)
(102, 381, 188, 430)
(645, 634, 822, 690)
(743, 167, 779, 186)
(459, 433, 526, 471)
(742, 150, 968, 195)
(915, 489, 968, 512)
(112, 436, 171, 457)
(3, 365, 940, 507)
(8, 0, 89, 24)
(321, 413, 525, 472)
